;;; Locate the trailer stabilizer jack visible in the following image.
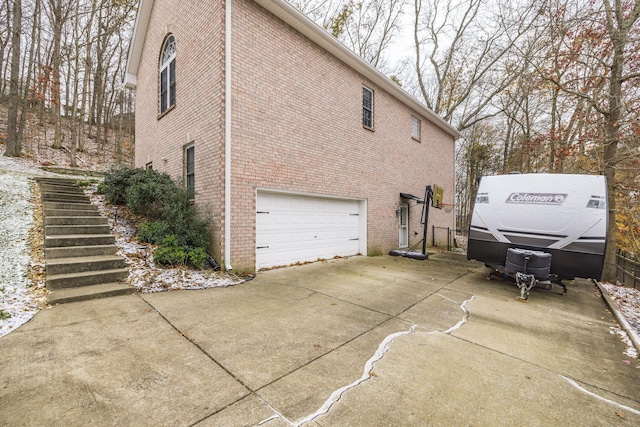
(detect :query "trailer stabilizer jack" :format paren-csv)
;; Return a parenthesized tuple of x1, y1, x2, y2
(515, 272, 536, 301)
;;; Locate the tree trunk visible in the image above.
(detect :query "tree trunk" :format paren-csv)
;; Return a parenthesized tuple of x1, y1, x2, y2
(4, 0, 21, 157)
(0, 0, 11, 96)
(600, 47, 623, 282)
(49, 0, 66, 149)
(17, 0, 40, 151)
(79, 0, 97, 153)
(599, 0, 640, 282)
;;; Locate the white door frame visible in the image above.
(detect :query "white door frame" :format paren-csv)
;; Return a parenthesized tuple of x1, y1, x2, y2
(399, 204, 409, 248)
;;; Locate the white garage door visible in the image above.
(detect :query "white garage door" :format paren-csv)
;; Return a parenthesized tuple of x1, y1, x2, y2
(256, 192, 363, 269)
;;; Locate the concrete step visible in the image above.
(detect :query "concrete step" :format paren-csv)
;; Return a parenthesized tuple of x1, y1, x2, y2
(39, 178, 133, 303)
(37, 178, 79, 185)
(47, 282, 134, 305)
(40, 183, 84, 191)
(38, 182, 84, 193)
(45, 234, 115, 248)
(46, 255, 126, 275)
(44, 216, 108, 226)
(43, 200, 95, 210)
(42, 193, 89, 203)
(45, 224, 112, 236)
(45, 244, 119, 259)
(46, 268, 129, 289)
(43, 202, 97, 212)
(44, 208, 101, 217)
(39, 185, 86, 194)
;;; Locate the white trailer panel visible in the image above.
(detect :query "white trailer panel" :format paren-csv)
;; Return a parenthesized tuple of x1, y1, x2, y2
(467, 173, 607, 280)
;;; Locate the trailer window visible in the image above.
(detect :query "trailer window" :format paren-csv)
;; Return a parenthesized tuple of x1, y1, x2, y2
(586, 196, 606, 209)
(476, 194, 489, 203)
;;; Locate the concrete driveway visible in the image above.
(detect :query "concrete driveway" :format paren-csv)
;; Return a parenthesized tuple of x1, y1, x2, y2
(1, 253, 639, 426)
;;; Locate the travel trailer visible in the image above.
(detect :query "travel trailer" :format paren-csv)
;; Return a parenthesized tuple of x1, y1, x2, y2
(467, 173, 608, 298)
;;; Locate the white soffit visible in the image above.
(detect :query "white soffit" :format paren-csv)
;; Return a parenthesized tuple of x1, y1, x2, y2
(125, 0, 154, 89)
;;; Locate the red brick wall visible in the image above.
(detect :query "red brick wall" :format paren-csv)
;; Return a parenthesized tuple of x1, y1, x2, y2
(134, 0, 455, 271)
(227, 0, 455, 270)
(134, 0, 226, 261)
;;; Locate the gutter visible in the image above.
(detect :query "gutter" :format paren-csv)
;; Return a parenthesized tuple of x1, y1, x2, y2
(224, 0, 233, 270)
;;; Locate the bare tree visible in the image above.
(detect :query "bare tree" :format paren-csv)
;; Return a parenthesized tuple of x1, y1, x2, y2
(4, 0, 21, 157)
(288, 0, 408, 70)
(412, 0, 543, 131)
(339, 0, 408, 69)
(46, 0, 74, 149)
(536, 0, 640, 281)
(0, 0, 12, 95)
(17, 0, 42, 150)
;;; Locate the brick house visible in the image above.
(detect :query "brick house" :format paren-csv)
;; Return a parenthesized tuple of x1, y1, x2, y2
(125, 0, 459, 273)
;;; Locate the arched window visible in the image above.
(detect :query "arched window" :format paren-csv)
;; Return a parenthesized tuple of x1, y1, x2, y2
(159, 35, 176, 114)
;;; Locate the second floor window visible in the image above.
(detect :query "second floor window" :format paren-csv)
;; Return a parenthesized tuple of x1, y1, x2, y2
(362, 86, 374, 129)
(411, 116, 421, 141)
(160, 35, 176, 115)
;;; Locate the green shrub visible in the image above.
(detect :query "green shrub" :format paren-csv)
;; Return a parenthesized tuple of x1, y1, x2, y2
(125, 171, 176, 219)
(161, 196, 210, 248)
(153, 235, 187, 266)
(101, 167, 212, 268)
(187, 247, 208, 269)
(97, 167, 147, 205)
(137, 221, 170, 245)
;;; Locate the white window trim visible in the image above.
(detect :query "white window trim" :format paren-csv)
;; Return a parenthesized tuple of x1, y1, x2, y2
(362, 86, 374, 130)
(411, 115, 421, 141)
(184, 143, 195, 200)
(159, 35, 176, 115)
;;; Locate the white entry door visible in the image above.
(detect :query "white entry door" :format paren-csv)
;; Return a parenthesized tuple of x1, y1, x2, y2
(256, 192, 363, 270)
(399, 204, 408, 248)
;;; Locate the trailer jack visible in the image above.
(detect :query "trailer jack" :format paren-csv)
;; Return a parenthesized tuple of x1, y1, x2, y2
(515, 272, 536, 301)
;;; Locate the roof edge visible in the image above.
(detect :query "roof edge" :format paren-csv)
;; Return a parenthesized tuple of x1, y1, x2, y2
(254, 0, 460, 139)
(124, 0, 460, 138)
(125, 0, 154, 90)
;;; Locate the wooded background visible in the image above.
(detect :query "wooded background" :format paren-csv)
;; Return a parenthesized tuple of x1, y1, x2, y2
(2, 0, 639, 280)
(2, 0, 135, 166)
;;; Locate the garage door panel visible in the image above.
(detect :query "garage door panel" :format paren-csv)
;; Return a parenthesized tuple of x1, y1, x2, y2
(256, 193, 362, 269)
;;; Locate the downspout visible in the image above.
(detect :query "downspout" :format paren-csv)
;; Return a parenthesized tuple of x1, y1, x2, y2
(224, 0, 233, 270)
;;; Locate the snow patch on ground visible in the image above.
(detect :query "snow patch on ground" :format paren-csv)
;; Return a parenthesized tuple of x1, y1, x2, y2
(0, 156, 48, 338)
(609, 326, 639, 360)
(602, 282, 640, 361)
(602, 283, 640, 334)
(1, 155, 243, 338)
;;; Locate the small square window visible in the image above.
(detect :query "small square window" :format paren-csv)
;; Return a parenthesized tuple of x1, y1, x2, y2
(146, 162, 153, 170)
(411, 116, 421, 141)
(362, 86, 374, 129)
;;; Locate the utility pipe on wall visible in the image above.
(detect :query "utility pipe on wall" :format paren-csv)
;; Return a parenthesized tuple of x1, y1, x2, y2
(224, 0, 233, 270)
